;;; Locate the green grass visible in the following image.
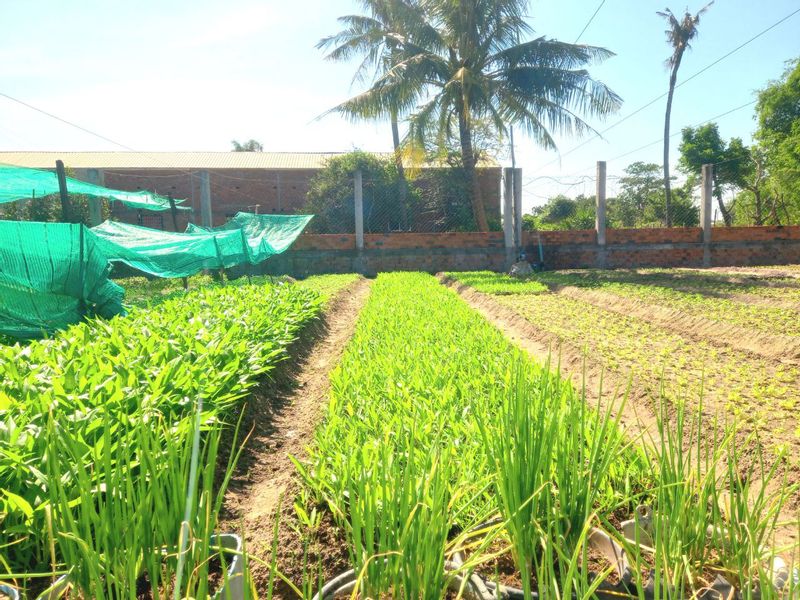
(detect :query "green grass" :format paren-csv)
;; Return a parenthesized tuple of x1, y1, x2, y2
(446, 271, 548, 294)
(294, 274, 360, 302)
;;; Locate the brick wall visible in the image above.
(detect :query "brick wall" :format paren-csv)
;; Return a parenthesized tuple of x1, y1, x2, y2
(252, 225, 800, 277)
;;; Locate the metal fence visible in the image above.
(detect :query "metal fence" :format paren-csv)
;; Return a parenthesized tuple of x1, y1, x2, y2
(300, 170, 502, 234)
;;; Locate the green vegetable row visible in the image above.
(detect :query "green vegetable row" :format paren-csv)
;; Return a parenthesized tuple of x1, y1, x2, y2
(295, 273, 648, 598)
(296, 272, 796, 599)
(0, 277, 339, 596)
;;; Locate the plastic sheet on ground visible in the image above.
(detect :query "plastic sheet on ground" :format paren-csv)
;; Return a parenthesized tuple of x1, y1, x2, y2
(0, 221, 125, 339)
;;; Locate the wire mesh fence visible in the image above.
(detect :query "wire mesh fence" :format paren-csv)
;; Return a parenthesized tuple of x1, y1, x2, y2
(301, 171, 502, 234)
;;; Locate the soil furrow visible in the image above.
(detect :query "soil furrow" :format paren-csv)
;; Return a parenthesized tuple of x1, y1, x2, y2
(220, 277, 372, 591)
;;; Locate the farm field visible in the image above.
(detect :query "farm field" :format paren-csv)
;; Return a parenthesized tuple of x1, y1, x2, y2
(447, 268, 800, 470)
(1, 269, 798, 600)
(0, 273, 358, 598)
(276, 272, 796, 599)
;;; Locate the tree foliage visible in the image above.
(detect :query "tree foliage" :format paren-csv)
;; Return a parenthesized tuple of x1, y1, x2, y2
(324, 0, 621, 231)
(304, 151, 415, 233)
(231, 139, 264, 152)
(679, 123, 753, 226)
(755, 59, 800, 223)
(524, 194, 596, 230)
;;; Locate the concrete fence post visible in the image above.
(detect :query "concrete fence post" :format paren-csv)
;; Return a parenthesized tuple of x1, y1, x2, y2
(353, 169, 366, 274)
(354, 169, 364, 250)
(595, 161, 607, 269)
(503, 167, 514, 268)
(701, 163, 713, 267)
(199, 170, 212, 227)
(513, 167, 523, 252)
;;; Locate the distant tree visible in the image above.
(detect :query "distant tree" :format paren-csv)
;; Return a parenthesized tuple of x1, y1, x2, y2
(231, 139, 264, 152)
(608, 161, 698, 227)
(304, 151, 416, 233)
(657, 3, 711, 226)
(525, 194, 596, 230)
(611, 162, 664, 226)
(678, 123, 750, 226)
(755, 59, 800, 224)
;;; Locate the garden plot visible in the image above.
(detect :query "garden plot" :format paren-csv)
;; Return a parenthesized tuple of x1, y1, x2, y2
(0, 274, 357, 599)
(566, 268, 800, 309)
(278, 273, 795, 600)
(447, 270, 800, 469)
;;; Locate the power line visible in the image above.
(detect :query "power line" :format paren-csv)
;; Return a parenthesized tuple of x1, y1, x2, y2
(0, 91, 137, 152)
(574, 0, 606, 43)
(523, 99, 756, 192)
(530, 5, 800, 173)
(0, 91, 276, 211)
(606, 99, 757, 164)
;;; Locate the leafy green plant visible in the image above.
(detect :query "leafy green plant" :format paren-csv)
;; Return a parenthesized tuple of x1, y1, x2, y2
(0, 278, 327, 587)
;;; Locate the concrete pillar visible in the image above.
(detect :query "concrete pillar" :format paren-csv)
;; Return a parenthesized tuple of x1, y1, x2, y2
(595, 161, 607, 268)
(513, 167, 523, 250)
(353, 170, 365, 274)
(85, 168, 105, 226)
(354, 170, 364, 250)
(199, 170, 212, 227)
(503, 167, 514, 268)
(701, 163, 713, 267)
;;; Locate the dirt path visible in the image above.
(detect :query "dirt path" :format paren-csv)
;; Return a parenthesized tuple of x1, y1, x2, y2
(220, 278, 371, 587)
(441, 276, 799, 561)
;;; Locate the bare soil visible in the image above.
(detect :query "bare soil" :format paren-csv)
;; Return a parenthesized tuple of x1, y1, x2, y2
(219, 278, 371, 595)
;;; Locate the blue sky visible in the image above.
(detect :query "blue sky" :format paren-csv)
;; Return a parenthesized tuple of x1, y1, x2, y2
(0, 0, 798, 210)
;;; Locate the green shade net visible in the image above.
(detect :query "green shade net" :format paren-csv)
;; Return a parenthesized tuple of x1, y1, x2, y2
(0, 164, 189, 212)
(187, 212, 314, 254)
(92, 213, 313, 278)
(0, 221, 126, 339)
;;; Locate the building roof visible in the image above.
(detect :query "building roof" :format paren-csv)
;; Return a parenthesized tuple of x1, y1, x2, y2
(0, 152, 356, 170)
(0, 151, 500, 171)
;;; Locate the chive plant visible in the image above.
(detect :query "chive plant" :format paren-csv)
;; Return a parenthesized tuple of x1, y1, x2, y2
(296, 273, 651, 598)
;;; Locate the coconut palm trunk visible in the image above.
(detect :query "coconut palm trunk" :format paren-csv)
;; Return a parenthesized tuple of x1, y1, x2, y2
(458, 111, 489, 231)
(662, 54, 682, 227)
(391, 109, 409, 230)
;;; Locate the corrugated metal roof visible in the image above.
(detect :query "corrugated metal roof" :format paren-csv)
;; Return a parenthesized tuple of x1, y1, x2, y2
(0, 151, 500, 171)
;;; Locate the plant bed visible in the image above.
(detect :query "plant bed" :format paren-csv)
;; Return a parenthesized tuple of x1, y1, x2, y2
(282, 273, 797, 599)
(0, 277, 343, 597)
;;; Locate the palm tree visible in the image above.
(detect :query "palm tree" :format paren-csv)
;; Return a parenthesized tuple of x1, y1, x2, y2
(318, 0, 423, 229)
(330, 0, 622, 231)
(658, 3, 711, 226)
